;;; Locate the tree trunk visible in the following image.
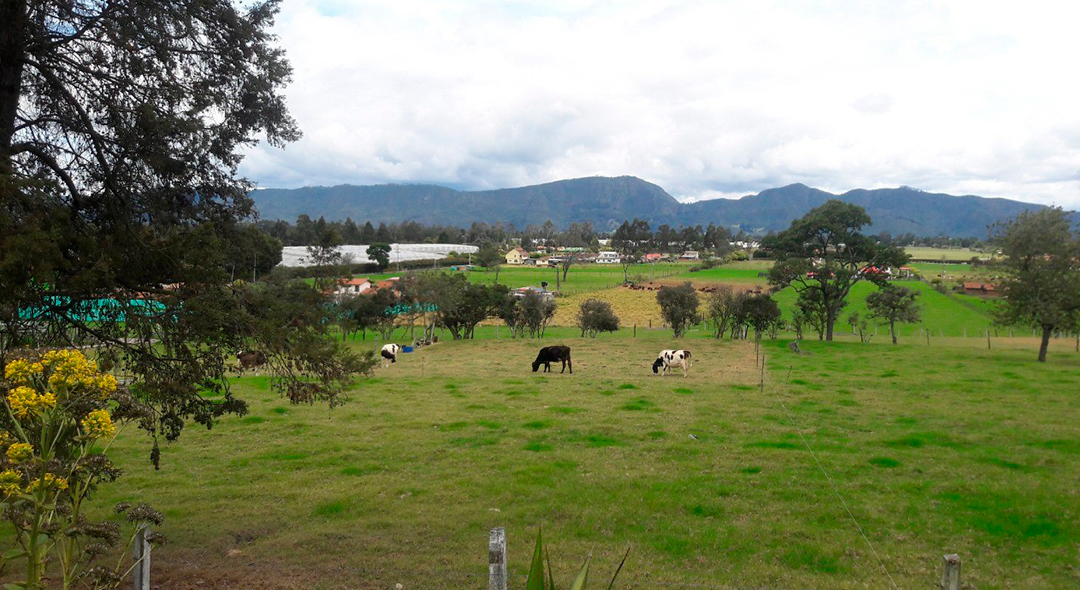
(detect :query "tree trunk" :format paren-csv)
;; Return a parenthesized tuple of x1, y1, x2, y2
(890, 319, 897, 344)
(825, 312, 835, 341)
(0, 0, 27, 164)
(1038, 325, 1052, 362)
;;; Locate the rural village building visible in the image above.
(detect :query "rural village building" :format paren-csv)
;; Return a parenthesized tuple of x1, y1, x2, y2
(597, 251, 621, 264)
(505, 247, 529, 265)
(332, 278, 372, 298)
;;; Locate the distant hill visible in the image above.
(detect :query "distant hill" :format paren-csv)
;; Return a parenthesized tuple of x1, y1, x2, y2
(251, 176, 1051, 237)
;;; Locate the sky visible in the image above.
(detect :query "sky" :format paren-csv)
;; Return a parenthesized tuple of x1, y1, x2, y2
(238, 0, 1080, 207)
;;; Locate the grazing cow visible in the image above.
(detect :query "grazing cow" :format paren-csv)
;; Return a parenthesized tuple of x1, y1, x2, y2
(652, 349, 692, 377)
(236, 351, 267, 375)
(532, 345, 572, 374)
(380, 343, 401, 368)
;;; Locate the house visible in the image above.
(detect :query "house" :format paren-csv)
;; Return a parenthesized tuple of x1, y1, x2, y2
(643, 253, 662, 263)
(680, 251, 700, 260)
(897, 266, 916, 279)
(522, 258, 538, 266)
(374, 277, 401, 292)
(332, 278, 371, 298)
(963, 282, 998, 295)
(597, 251, 621, 264)
(505, 247, 529, 265)
(577, 253, 598, 264)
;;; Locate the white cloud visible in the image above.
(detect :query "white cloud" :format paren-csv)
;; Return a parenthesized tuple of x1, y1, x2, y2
(238, 0, 1080, 207)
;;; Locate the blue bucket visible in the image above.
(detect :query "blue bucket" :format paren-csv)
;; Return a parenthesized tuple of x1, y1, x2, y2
(402, 345, 414, 353)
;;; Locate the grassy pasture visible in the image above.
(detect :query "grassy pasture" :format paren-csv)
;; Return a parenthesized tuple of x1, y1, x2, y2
(91, 334, 1079, 589)
(904, 247, 991, 262)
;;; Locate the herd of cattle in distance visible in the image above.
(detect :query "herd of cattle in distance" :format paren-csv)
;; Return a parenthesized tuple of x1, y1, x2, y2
(236, 345, 695, 377)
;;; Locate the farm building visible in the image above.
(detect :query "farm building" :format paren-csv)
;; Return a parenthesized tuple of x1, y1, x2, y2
(963, 282, 998, 295)
(597, 251, 621, 264)
(505, 247, 529, 265)
(643, 253, 662, 262)
(332, 278, 372, 298)
(680, 250, 700, 260)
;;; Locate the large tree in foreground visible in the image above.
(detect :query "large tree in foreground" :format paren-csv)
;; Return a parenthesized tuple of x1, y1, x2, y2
(994, 207, 1080, 362)
(0, 1, 369, 459)
(763, 200, 907, 341)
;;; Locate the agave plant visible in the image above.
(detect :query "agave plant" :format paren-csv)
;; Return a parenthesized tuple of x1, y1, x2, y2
(524, 527, 629, 590)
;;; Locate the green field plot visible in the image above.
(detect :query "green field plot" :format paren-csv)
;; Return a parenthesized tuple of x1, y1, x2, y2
(92, 334, 1079, 589)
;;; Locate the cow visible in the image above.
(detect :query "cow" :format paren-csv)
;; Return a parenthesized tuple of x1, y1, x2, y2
(236, 350, 267, 375)
(532, 345, 572, 374)
(380, 343, 401, 368)
(652, 349, 692, 377)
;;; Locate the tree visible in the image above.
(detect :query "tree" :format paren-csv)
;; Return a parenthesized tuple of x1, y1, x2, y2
(993, 208, 1080, 362)
(763, 201, 907, 340)
(0, 0, 367, 462)
(424, 273, 506, 340)
(706, 286, 739, 339)
(308, 225, 343, 291)
(366, 243, 392, 271)
(866, 286, 921, 345)
(517, 292, 557, 338)
(475, 244, 502, 283)
(743, 294, 781, 340)
(656, 282, 699, 338)
(560, 252, 576, 282)
(576, 299, 620, 337)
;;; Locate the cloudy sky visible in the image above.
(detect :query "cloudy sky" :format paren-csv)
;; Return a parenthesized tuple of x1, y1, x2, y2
(239, 0, 1080, 207)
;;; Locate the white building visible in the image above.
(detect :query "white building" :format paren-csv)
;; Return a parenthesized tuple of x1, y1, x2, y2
(597, 251, 621, 264)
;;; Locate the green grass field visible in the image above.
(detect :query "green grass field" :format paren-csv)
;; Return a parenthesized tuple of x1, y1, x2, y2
(93, 333, 1079, 590)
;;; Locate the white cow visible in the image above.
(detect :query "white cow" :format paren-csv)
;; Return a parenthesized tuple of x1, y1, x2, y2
(380, 343, 401, 368)
(652, 349, 692, 377)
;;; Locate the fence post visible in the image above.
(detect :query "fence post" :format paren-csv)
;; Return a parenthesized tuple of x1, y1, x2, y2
(940, 554, 960, 590)
(133, 525, 150, 590)
(489, 527, 507, 590)
(633, 324, 636, 338)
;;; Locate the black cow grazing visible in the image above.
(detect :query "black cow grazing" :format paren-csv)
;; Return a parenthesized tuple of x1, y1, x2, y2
(652, 349, 692, 377)
(236, 351, 267, 375)
(532, 345, 572, 373)
(380, 343, 401, 368)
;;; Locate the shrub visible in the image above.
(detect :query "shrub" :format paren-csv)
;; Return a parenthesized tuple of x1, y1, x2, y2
(656, 283, 700, 338)
(576, 299, 621, 337)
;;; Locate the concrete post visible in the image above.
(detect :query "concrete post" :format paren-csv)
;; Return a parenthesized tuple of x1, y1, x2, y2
(133, 525, 150, 590)
(489, 527, 507, 590)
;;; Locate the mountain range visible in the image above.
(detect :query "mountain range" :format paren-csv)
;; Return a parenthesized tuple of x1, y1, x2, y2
(250, 176, 1052, 237)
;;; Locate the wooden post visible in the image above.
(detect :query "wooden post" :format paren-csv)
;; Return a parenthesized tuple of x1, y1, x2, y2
(133, 525, 151, 590)
(986, 329, 991, 350)
(489, 527, 507, 590)
(940, 554, 960, 590)
(633, 324, 637, 338)
(925, 328, 930, 346)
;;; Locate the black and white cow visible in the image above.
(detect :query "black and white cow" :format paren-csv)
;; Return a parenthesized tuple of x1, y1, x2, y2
(381, 343, 401, 368)
(236, 350, 267, 375)
(532, 345, 572, 374)
(652, 349, 692, 377)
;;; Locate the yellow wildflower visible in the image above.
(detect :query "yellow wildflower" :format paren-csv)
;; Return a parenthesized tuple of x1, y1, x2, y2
(0, 431, 14, 450)
(7, 386, 39, 419)
(48, 473, 67, 491)
(95, 374, 118, 398)
(0, 470, 21, 497)
(4, 359, 43, 385)
(81, 409, 116, 439)
(6, 442, 32, 464)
